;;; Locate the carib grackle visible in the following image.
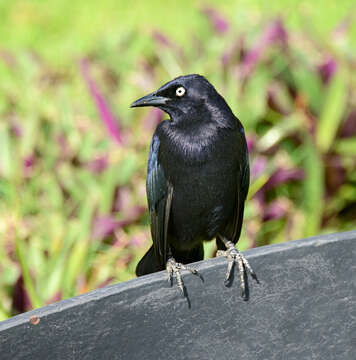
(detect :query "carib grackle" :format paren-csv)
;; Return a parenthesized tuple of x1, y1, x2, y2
(131, 74, 258, 299)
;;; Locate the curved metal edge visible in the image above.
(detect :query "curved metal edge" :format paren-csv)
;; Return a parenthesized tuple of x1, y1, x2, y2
(1, 230, 355, 331)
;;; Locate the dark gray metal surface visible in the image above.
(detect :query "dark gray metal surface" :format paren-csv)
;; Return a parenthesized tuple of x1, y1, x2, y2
(0, 231, 355, 360)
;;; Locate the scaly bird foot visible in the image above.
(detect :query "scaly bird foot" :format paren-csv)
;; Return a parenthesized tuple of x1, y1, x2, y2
(217, 240, 258, 299)
(166, 257, 201, 297)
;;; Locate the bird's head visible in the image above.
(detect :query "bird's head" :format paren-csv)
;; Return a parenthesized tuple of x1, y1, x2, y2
(131, 74, 234, 125)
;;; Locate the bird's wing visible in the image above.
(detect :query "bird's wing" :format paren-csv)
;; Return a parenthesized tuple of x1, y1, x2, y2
(232, 139, 250, 243)
(146, 133, 173, 267)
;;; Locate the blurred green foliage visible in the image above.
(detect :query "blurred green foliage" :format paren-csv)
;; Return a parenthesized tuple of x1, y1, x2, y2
(0, 1, 355, 319)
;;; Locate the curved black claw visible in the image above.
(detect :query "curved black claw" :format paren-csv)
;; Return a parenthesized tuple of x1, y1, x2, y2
(166, 257, 201, 297)
(217, 241, 258, 299)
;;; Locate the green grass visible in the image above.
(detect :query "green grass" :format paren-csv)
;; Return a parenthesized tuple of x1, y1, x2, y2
(1, 1, 355, 59)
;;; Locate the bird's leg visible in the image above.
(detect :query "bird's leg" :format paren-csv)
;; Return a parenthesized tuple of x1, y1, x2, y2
(217, 236, 258, 299)
(166, 255, 200, 297)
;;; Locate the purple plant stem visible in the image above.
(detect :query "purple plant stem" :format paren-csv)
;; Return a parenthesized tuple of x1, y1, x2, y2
(92, 216, 120, 239)
(12, 275, 32, 313)
(263, 200, 288, 221)
(202, 7, 230, 34)
(264, 167, 304, 191)
(80, 58, 123, 145)
(246, 133, 257, 153)
(23, 155, 35, 177)
(92, 207, 145, 240)
(240, 18, 287, 78)
(339, 109, 356, 138)
(325, 155, 346, 195)
(251, 156, 267, 178)
(86, 155, 109, 173)
(318, 57, 337, 84)
(152, 30, 175, 47)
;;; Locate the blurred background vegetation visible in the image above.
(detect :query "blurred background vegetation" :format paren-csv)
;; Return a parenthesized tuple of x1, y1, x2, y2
(0, 0, 355, 319)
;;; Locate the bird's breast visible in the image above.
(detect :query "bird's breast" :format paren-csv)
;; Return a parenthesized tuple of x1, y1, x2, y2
(159, 122, 228, 164)
(167, 161, 238, 248)
(160, 134, 240, 248)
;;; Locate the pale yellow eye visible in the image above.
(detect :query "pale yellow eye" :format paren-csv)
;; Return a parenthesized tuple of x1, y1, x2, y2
(176, 87, 186, 97)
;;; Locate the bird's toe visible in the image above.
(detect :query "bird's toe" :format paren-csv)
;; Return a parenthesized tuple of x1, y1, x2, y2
(166, 257, 200, 297)
(217, 244, 258, 299)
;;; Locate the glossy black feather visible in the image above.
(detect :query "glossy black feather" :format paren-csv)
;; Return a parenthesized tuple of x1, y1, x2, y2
(133, 74, 249, 275)
(145, 134, 172, 268)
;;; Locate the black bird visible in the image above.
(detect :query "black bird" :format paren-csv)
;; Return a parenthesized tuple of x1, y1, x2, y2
(131, 74, 257, 298)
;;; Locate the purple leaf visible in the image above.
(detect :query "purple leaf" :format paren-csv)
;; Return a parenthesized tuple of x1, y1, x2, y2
(80, 59, 123, 145)
(263, 200, 289, 221)
(202, 7, 229, 34)
(325, 155, 346, 195)
(130, 232, 147, 247)
(246, 134, 256, 153)
(24, 156, 35, 168)
(116, 206, 146, 228)
(251, 156, 267, 178)
(114, 186, 131, 213)
(240, 18, 287, 78)
(10, 119, 23, 137)
(114, 187, 146, 221)
(92, 207, 146, 240)
(318, 57, 337, 84)
(56, 134, 71, 159)
(12, 275, 32, 313)
(152, 30, 175, 47)
(23, 155, 35, 177)
(98, 277, 115, 288)
(264, 167, 304, 191)
(339, 108, 356, 138)
(253, 187, 266, 209)
(86, 155, 109, 173)
(92, 215, 120, 239)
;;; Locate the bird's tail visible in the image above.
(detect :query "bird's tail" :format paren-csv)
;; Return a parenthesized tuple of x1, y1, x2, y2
(136, 245, 163, 276)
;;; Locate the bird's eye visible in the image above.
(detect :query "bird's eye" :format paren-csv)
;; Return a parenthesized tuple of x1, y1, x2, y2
(176, 87, 186, 97)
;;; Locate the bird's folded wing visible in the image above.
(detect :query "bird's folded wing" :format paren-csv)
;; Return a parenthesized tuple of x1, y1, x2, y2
(232, 148, 250, 243)
(146, 134, 172, 267)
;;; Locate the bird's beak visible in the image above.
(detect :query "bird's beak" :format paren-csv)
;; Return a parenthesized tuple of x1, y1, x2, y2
(130, 92, 169, 108)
